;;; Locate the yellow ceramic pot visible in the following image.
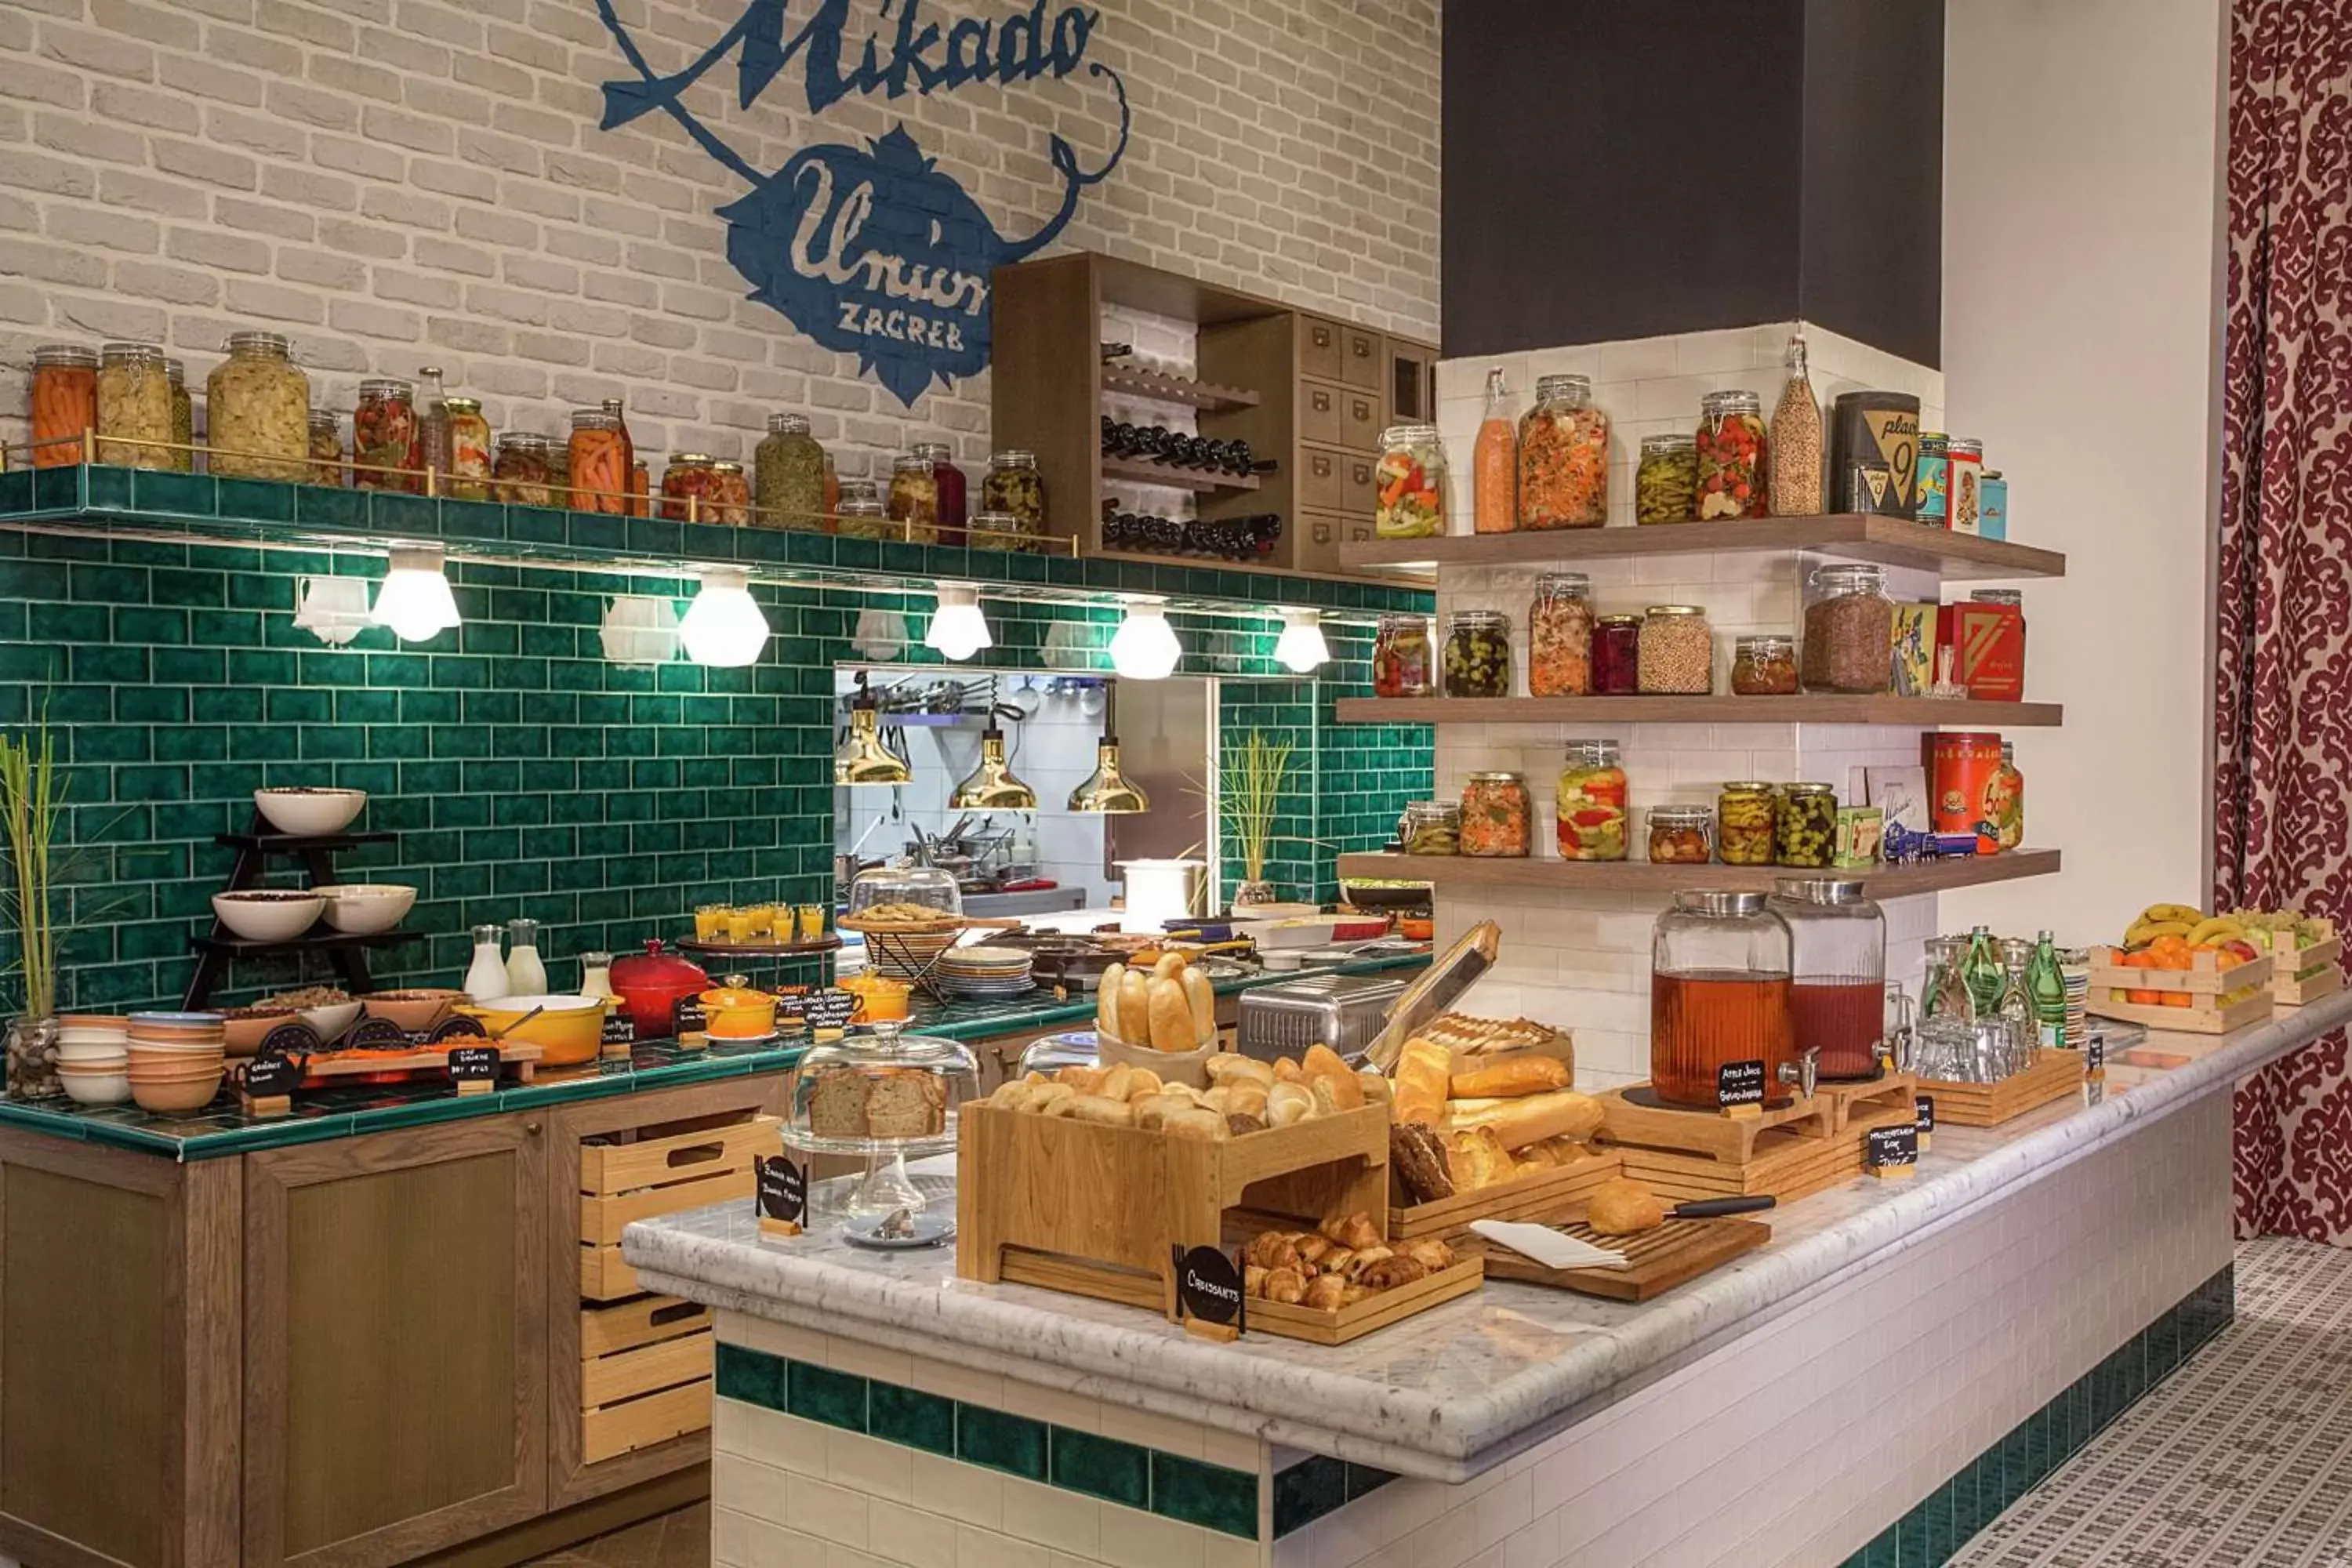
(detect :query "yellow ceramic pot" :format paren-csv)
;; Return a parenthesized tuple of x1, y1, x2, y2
(699, 980, 777, 1040)
(840, 972, 910, 1023)
(453, 994, 605, 1065)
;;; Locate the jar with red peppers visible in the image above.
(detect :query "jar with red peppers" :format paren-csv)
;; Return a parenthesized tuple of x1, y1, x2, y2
(916, 441, 965, 544)
(1373, 613, 1435, 698)
(1694, 390, 1766, 519)
(708, 459, 751, 524)
(1593, 613, 1642, 695)
(1528, 572, 1595, 696)
(353, 379, 417, 492)
(660, 453, 717, 520)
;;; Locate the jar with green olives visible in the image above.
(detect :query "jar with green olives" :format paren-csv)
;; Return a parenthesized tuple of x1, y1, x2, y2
(1719, 782, 1777, 866)
(1442, 608, 1511, 698)
(1635, 434, 1697, 524)
(755, 412, 826, 529)
(980, 449, 1044, 540)
(1774, 782, 1837, 867)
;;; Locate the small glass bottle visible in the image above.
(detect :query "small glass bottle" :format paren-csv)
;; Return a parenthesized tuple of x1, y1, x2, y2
(917, 440, 965, 544)
(628, 459, 650, 517)
(2027, 930, 2067, 1054)
(413, 365, 452, 486)
(579, 949, 615, 1002)
(165, 357, 193, 472)
(464, 923, 510, 1002)
(354, 378, 417, 492)
(30, 344, 98, 469)
(1472, 366, 1516, 534)
(505, 917, 547, 995)
(1767, 333, 1823, 516)
(445, 396, 492, 500)
(1961, 925, 2005, 1020)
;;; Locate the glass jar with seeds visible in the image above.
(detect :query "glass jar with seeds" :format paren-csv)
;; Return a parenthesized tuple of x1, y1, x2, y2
(1800, 564, 1894, 693)
(1636, 604, 1713, 694)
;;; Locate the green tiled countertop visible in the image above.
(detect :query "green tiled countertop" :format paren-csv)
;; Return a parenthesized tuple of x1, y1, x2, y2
(0, 953, 1428, 1161)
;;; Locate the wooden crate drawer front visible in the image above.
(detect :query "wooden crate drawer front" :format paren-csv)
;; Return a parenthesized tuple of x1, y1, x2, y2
(1297, 509, 1374, 575)
(579, 1114, 778, 1198)
(580, 1165, 754, 1246)
(582, 1328, 712, 1410)
(1385, 341, 1436, 423)
(581, 1294, 712, 1360)
(582, 1378, 710, 1467)
(1341, 324, 1384, 389)
(1300, 316, 1344, 380)
(1341, 387, 1382, 450)
(581, 1243, 641, 1301)
(1299, 380, 1345, 446)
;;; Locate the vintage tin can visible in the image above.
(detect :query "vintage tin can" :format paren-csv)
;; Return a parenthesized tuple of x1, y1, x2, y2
(1947, 437, 1984, 534)
(1830, 391, 1922, 518)
(1929, 732, 2005, 835)
(1937, 592, 2026, 701)
(1979, 470, 2008, 539)
(1915, 433, 1950, 527)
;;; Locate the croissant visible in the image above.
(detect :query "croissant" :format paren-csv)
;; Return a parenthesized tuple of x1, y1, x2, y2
(1356, 1256, 1428, 1292)
(1403, 1238, 1455, 1272)
(1262, 1267, 1305, 1305)
(1320, 1210, 1382, 1252)
(1303, 1275, 1348, 1311)
(1244, 1233, 1301, 1272)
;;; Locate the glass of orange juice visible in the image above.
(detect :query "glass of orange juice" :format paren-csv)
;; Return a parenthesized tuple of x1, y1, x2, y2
(694, 903, 727, 942)
(796, 903, 826, 943)
(724, 906, 757, 944)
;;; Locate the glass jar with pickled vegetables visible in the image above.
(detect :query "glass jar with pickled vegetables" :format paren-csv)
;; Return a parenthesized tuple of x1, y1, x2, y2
(548, 439, 572, 507)
(1694, 390, 1766, 519)
(967, 509, 1024, 552)
(1648, 804, 1714, 864)
(1460, 772, 1532, 858)
(1374, 424, 1446, 538)
(1442, 608, 1511, 698)
(493, 434, 555, 508)
(568, 408, 629, 514)
(628, 459, 650, 517)
(709, 459, 751, 524)
(754, 412, 824, 529)
(1637, 604, 1714, 694)
(354, 379, 417, 492)
(1399, 800, 1461, 856)
(1556, 740, 1628, 861)
(1593, 613, 1642, 695)
(1517, 374, 1609, 529)
(1731, 633, 1798, 695)
(30, 345, 97, 469)
(1529, 572, 1594, 697)
(837, 478, 888, 539)
(981, 449, 1045, 540)
(1719, 782, 1777, 866)
(96, 343, 172, 469)
(207, 332, 310, 481)
(165, 358, 193, 472)
(915, 441, 965, 543)
(1635, 434, 1697, 524)
(1775, 782, 1837, 867)
(307, 411, 343, 486)
(1799, 564, 1893, 694)
(1374, 613, 1435, 698)
(661, 453, 717, 521)
(887, 452, 940, 542)
(443, 397, 491, 500)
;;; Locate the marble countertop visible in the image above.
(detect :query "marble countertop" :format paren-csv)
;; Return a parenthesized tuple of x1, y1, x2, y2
(627, 991, 2352, 1482)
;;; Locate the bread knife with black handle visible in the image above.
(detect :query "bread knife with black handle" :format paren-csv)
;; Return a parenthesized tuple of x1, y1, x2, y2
(1666, 1196, 1777, 1219)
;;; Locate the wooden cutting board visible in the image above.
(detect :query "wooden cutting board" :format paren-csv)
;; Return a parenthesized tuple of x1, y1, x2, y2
(1476, 1211, 1769, 1301)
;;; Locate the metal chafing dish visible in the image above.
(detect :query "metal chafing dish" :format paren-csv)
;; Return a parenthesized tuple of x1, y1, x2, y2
(1236, 973, 1413, 1062)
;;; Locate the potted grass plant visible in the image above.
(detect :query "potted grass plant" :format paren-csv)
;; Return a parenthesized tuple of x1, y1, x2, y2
(1219, 731, 1306, 908)
(0, 723, 62, 1098)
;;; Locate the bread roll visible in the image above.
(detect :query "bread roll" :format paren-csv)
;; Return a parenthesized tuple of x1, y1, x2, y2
(1442, 1126, 1514, 1189)
(1123, 1066, 1163, 1101)
(1446, 1089, 1605, 1150)
(1358, 1071, 1392, 1107)
(1100, 1064, 1135, 1102)
(1098, 963, 1126, 1036)
(1226, 1112, 1267, 1136)
(1302, 1044, 1364, 1109)
(1147, 975, 1193, 1052)
(1265, 1081, 1316, 1127)
(1066, 1094, 1134, 1127)
(1391, 1037, 1451, 1127)
(1117, 970, 1150, 1046)
(1449, 1058, 1571, 1100)
(1133, 1092, 1193, 1131)
(1162, 1107, 1225, 1140)
(1586, 1178, 1667, 1236)
(1272, 1057, 1303, 1083)
(1205, 1054, 1272, 1088)
(1183, 967, 1215, 1046)
(1031, 1082, 1076, 1114)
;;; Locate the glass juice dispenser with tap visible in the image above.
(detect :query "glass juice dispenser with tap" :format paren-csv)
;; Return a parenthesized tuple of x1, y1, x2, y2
(1769, 877, 1893, 1080)
(1650, 891, 1798, 1109)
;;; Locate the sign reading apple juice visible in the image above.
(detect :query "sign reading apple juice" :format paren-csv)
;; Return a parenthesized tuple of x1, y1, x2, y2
(595, 0, 1130, 407)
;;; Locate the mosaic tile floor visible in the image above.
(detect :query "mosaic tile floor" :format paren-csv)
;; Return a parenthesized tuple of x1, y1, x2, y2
(1953, 1237, 2352, 1568)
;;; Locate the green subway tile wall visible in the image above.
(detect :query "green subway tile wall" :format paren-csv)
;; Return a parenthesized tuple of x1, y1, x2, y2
(0, 526, 1431, 1012)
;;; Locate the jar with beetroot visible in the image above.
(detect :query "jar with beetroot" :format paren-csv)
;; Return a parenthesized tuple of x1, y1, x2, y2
(1592, 614, 1642, 695)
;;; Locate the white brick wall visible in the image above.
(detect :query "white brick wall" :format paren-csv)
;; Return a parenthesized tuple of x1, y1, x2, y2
(0, 0, 1441, 478)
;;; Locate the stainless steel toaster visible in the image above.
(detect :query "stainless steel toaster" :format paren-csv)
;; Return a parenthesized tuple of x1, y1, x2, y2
(1236, 974, 1410, 1062)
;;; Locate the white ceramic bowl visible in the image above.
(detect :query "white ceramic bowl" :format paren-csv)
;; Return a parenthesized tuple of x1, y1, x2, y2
(57, 1040, 129, 1064)
(314, 884, 418, 935)
(57, 1067, 131, 1105)
(57, 1030, 127, 1050)
(252, 787, 367, 836)
(212, 891, 325, 942)
(299, 1000, 364, 1040)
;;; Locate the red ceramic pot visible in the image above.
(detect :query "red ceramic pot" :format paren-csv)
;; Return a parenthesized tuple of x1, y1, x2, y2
(608, 940, 710, 1038)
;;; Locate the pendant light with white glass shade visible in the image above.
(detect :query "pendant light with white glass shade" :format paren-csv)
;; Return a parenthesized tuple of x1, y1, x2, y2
(679, 566, 768, 667)
(924, 583, 993, 662)
(1109, 597, 1181, 680)
(1272, 606, 1330, 673)
(371, 545, 462, 643)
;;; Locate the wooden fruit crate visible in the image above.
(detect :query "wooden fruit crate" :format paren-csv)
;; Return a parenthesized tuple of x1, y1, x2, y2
(1387, 1149, 1623, 1243)
(579, 1296, 714, 1465)
(957, 1102, 1389, 1314)
(2274, 963, 2344, 1007)
(2085, 947, 2272, 1036)
(2257, 922, 2344, 1007)
(579, 1113, 779, 1302)
(1919, 1051, 2085, 1127)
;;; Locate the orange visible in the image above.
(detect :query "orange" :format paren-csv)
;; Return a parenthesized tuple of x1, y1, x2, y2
(2160, 992, 2194, 1008)
(2126, 988, 2161, 1004)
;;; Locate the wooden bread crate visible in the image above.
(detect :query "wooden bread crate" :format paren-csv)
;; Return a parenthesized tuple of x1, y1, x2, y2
(1919, 1051, 2085, 1127)
(579, 1113, 779, 1301)
(579, 1296, 714, 1465)
(2085, 946, 2272, 1036)
(1388, 1149, 1623, 1243)
(1243, 1256, 1483, 1345)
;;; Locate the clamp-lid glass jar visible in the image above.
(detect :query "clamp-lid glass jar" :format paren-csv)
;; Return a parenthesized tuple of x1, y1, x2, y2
(493, 433, 557, 508)
(1775, 782, 1837, 867)
(1694, 390, 1766, 519)
(1374, 614, 1436, 698)
(660, 453, 717, 521)
(568, 408, 630, 514)
(967, 509, 1024, 552)
(1374, 424, 1446, 538)
(1400, 800, 1462, 855)
(1800, 564, 1893, 693)
(208, 332, 310, 482)
(1732, 633, 1798, 695)
(1442, 608, 1511, 698)
(165, 358, 192, 473)
(96, 343, 172, 469)
(1593, 614, 1642, 695)
(31, 345, 97, 469)
(1517, 374, 1609, 529)
(980, 449, 1044, 539)
(756, 412, 825, 529)
(1637, 604, 1713, 694)
(916, 440, 964, 543)
(837, 478, 888, 539)
(354, 379, 417, 492)
(1529, 572, 1595, 697)
(1460, 772, 1533, 858)
(1555, 739, 1628, 861)
(1635, 433, 1697, 524)
(444, 397, 492, 500)
(887, 452, 940, 542)
(709, 459, 751, 525)
(1651, 891, 1797, 1110)
(1648, 804, 1714, 864)
(1718, 782, 1777, 866)
(307, 411, 343, 486)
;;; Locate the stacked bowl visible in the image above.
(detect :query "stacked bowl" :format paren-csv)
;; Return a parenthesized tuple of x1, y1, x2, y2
(56, 1014, 130, 1105)
(125, 1012, 227, 1113)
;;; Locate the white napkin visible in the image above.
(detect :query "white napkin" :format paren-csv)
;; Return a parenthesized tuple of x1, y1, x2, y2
(1471, 1219, 1628, 1271)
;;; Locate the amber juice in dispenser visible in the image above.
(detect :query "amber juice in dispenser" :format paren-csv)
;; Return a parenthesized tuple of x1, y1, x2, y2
(1650, 891, 1798, 1109)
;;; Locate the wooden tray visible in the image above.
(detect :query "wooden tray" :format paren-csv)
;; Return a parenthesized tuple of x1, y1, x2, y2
(1595, 1075, 1922, 1164)
(1243, 1256, 1483, 1345)
(1610, 1099, 1922, 1205)
(1387, 1149, 1623, 1243)
(1919, 1051, 2085, 1127)
(1810, 1071, 1920, 1134)
(1477, 1212, 1770, 1301)
(293, 1041, 544, 1087)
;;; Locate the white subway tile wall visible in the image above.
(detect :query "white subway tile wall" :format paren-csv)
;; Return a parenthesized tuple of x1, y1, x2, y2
(0, 0, 1439, 477)
(1428, 324, 1947, 1084)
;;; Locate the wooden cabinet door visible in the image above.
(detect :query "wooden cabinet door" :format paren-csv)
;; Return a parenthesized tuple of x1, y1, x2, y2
(244, 1117, 548, 1568)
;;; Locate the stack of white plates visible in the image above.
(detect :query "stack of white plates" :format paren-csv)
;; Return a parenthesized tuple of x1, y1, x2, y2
(935, 945, 1036, 999)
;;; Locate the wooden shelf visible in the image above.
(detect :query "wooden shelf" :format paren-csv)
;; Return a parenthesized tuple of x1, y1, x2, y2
(1100, 456, 1261, 494)
(1099, 365, 1260, 412)
(1335, 695, 2064, 727)
(1338, 515, 2065, 580)
(1335, 848, 2063, 897)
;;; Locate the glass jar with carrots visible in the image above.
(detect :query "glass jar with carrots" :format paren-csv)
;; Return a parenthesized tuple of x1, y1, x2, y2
(569, 407, 630, 514)
(1517, 374, 1608, 528)
(31, 345, 99, 469)
(1374, 424, 1445, 538)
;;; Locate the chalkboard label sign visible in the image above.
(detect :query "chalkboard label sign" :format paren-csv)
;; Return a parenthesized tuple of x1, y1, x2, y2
(260, 1020, 323, 1058)
(244, 1051, 303, 1098)
(671, 995, 707, 1036)
(1716, 1059, 1766, 1109)
(774, 987, 812, 1033)
(1914, 1094, 1935, 1133)
(349, 1016, 408, 1052)
(448, 1044, 502, 1089)
(2085, 1031, 2105, 1076)
(757, 1155, 807, 1224)
(1866, 1123, 1919, 1171)
(601, 1009, 636, 1048)
(1171, 1243, 1245, 1332)
(802, 989, 858, 1033)
(430, 1014, 488, 1043)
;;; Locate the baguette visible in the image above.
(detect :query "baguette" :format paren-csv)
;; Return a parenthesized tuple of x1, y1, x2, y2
(1449, 1058, 1571, 1100)
(1446, 1089, 1604, 1150)
(1151, 952, 1186, 981)
(1118, 971, 1151, 1047)
(1391, 1037, 1451, 1127)
(1147, 975, 1194, 1052)
(1098, 963, 1126, 1038)
(1182, 967, 1216, 1047)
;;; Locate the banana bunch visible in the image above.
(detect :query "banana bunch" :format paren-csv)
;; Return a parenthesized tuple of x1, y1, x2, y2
(2185, 914, 2249, 948)
(2125, 902, 2205, 947)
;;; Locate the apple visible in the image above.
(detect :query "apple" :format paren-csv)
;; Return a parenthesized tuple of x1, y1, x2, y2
(2223, 938, 2261, 964)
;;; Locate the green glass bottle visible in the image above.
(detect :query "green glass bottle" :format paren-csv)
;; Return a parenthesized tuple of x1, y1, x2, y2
(1962, 925, 2005, 1019)
(2027, 929, 2068, 1052)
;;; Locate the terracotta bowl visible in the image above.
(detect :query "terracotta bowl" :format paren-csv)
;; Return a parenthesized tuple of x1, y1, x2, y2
(131, 1073, 223, 1114)
(57, 1014, 130, 1031)
(361, 989, 467, 1033)
(125, 1052, 225, 1074)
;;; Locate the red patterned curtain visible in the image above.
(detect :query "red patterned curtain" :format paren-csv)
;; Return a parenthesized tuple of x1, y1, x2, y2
(2220, 0, 2352, 1242)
